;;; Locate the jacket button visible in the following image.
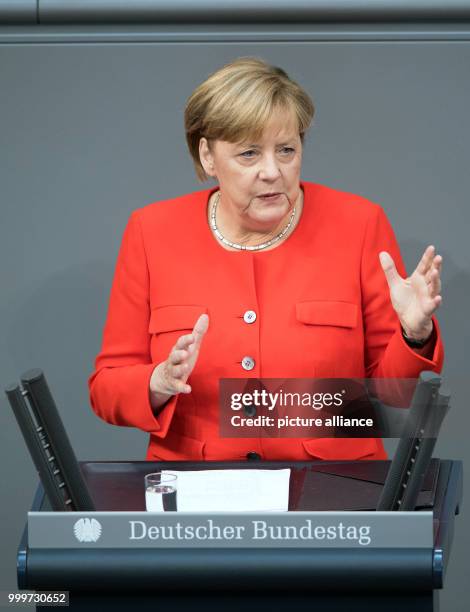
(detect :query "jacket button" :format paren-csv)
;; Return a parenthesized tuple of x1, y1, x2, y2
(243, 310, 257, 324)
(246, 452, 261, 460)
(241, 356, 255, 371)
(244, 405, 256, 417)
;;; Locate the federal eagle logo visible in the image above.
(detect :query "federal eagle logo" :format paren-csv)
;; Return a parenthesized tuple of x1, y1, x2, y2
(73, 518, 102, 542)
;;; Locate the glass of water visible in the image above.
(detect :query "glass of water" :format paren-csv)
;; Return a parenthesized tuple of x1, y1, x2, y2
(145, 472, 178, 511)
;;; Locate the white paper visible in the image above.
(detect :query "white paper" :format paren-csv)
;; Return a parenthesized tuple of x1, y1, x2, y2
(163, 469, 291, 512)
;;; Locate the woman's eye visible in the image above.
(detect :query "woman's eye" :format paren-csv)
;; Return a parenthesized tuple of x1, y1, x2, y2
(280, 147, 295, 154)
(240, 150, 257, 158)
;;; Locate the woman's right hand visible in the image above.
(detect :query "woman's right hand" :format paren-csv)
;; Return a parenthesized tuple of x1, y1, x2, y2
(149, 314, 209, 411)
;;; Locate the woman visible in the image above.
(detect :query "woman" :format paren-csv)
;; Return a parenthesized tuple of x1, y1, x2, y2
(88, 57, 443, 462)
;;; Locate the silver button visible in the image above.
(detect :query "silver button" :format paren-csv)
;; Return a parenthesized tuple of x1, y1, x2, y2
(243, 310, 257, 324)
(241, 356, 255, 371)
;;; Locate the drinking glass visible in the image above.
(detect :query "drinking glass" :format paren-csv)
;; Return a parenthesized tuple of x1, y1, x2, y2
(145, 472, 177, 511)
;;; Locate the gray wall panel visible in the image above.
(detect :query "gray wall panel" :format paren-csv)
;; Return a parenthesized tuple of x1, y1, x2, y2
(3, 23, 470, 44)
(37, 0, 470, 24)
(3, 1, 470, 24)
(0, 0, 36, 23)
(1, 26, 469, 611)
(32, 0, 470, 24)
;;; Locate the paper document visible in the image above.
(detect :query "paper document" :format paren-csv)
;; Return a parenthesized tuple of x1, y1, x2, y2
(164, 469, 291, 512)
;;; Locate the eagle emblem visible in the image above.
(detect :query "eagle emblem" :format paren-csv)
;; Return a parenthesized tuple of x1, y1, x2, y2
(73, 518, 102, 542)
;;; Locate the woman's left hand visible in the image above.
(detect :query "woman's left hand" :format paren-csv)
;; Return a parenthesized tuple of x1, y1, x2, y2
(379, 245, 442, 340)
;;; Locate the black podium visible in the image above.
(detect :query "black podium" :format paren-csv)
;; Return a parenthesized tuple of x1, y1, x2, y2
(17, 458, 462, 612)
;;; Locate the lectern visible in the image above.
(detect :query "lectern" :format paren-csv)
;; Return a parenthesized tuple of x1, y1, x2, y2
(6, 370, 461, 611)
(17, 458, 462, 612)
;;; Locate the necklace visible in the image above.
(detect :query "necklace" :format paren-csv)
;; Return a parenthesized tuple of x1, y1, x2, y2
(209, 191, 297, 251)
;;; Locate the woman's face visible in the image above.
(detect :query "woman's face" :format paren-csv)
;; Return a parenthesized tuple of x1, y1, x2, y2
(199, 109, 303, 231)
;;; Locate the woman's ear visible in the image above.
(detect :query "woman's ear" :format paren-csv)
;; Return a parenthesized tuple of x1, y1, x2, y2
(199, 137, 215, 178)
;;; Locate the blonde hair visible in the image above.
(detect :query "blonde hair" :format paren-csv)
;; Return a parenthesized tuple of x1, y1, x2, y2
(184, 57, 315, 182)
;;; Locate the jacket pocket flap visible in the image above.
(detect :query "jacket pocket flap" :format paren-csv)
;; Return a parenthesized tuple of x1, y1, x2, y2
(149, 305, 208, 334)
(301, 437, 378, 460)
(296, 301, 358, 328)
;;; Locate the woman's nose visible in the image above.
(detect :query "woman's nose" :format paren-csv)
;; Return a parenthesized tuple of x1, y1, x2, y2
(258, 154, 282, 180)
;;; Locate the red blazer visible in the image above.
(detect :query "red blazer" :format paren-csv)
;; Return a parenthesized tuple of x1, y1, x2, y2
(88, 181, 444, 461)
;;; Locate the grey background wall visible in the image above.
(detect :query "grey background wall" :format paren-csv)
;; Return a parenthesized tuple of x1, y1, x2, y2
(1, 12, 469, 611)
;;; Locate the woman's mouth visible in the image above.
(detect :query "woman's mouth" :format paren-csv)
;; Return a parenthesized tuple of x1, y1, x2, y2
(258, 193, 282, 201)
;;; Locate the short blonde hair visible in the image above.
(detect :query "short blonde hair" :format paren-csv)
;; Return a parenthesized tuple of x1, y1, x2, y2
(184, 57, 315, 182)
